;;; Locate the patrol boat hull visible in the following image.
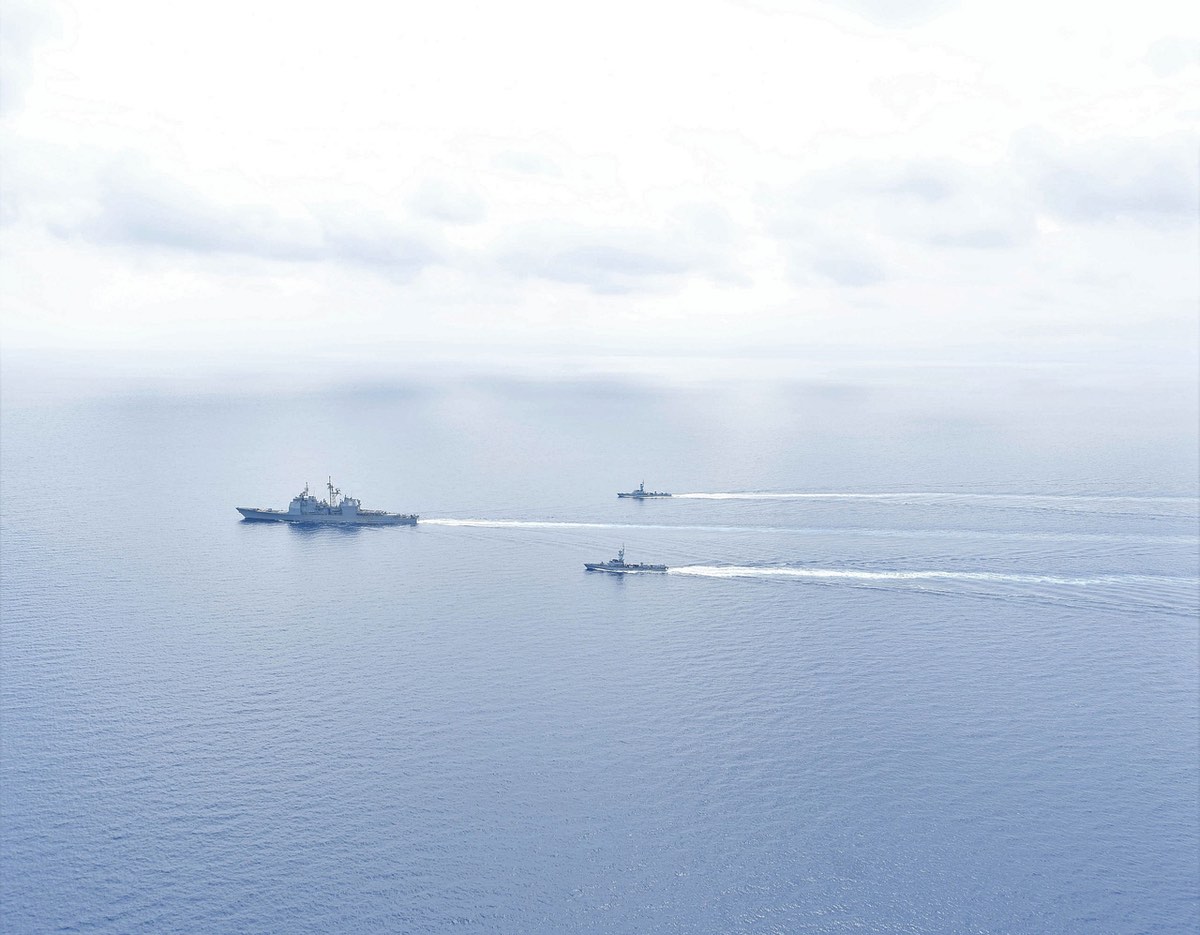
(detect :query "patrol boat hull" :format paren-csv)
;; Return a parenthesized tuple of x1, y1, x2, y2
(584, 562, 667, 573)
(584, 547, 667, 573)
(617, 481, 671, 498)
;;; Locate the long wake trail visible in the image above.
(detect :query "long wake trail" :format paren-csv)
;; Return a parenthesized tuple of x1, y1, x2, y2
(667, 566, 1183, 586)
(418, 517, 1194, 544)
(668, 565, 1198, 616)
(421, 518, 620, 530)
(674, 491, 1197, 503)
(421, 519, 1196, 611)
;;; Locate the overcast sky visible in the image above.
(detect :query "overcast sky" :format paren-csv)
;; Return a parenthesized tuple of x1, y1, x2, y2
(1, 0, 1196, 386)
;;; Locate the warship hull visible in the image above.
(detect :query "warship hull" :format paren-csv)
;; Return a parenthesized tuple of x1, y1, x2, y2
(237, 507, 417, 525)
(237, 480, 417, 526)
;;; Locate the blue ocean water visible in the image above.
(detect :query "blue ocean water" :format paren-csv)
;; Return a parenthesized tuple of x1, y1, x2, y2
(2, 378, 1197, 933)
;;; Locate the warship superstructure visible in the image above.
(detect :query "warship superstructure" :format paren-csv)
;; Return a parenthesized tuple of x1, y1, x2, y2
(237, 478, 418, 526)
(584, 547, 667, 573)
(617, 481, 672, 499)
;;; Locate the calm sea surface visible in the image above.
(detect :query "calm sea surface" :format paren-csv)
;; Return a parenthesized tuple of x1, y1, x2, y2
(2, 378, 1197, 933)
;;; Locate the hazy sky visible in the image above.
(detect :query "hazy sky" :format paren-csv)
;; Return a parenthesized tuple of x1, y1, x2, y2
(1, 0, 1196, 385)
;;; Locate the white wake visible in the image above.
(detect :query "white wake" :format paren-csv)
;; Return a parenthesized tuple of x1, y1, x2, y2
(673, 492, 1195, 504)
(417, 517, 1192, 543)
(421, 518, 618, 530)
(667, 566, 1181, 587)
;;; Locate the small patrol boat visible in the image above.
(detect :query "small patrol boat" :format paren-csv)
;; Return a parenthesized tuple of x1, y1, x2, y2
(618, 481, 672, 499)
(584, 546, 667, 573)
(237, 478, 418, 526)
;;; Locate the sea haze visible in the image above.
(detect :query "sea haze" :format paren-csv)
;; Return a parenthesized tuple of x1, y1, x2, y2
(1, 376, 1197, 934)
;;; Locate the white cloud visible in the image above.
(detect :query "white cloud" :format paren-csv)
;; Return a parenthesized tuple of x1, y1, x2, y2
(491, 151, 564, 177)
(1144, 36, 1200, 77)
(729, 0, 959, 28)
(808, 243, 889, 287)
(495, 207, 741, 295)
(1019, 133, 1199, 227)
(407, 179, 487, 225)
(0, 143, 447, 284)
(765, 156, 1036, 286)
(0, 0, 1195, 387)
(0, 0, 59, 115)
(827, 0, 959, 28)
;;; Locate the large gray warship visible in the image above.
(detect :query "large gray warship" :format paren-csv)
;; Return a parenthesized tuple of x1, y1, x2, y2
(585, 547, 667, 573)
(237, 478, 418, 526)
(617, 481, 672, 499)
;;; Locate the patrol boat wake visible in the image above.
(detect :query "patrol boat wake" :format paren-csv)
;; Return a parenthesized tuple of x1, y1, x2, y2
(237, 478, 418, 526)
(584, 546, 667, 573)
